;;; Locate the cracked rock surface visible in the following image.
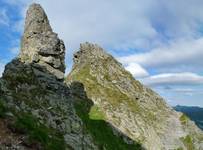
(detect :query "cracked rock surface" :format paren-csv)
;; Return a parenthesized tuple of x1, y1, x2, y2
(20, 3, 65, 80)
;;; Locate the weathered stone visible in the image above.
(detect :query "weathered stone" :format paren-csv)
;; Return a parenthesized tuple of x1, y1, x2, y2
(0, 4, 98, 150)
(20, 3, 65, 80)
(42, 56, 61, 68)
(68, 42, 203, 150)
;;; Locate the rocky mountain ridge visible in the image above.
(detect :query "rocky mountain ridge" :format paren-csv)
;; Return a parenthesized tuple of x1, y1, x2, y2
(67, 42, 203, 149)
(0, 3, 202, 150)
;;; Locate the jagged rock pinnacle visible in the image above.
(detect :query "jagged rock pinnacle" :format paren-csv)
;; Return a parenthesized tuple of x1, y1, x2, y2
(20, 3, 65, 80)
(24, 3, 52, 35)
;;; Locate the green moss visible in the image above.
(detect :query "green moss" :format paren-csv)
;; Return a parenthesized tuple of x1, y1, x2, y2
(74, 100, 142, 150)
(181, 135, 195, 150)
(13, 112, 66, 150)
(180, 114, 189, 125)
(176, 148, 184, 150)
(89, 105, 105, 120)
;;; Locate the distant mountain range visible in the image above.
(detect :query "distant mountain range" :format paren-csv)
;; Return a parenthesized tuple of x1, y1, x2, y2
(174, 105, 203, 130)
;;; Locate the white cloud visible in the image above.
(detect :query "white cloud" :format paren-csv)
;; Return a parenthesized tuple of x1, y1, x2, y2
(125, 63, 149, 78)
(4, 0, 33, 33)
(119, 38, 203, 68)
(10, 47, 20, 55)
(0, 63, 5, 77)
(172, 88, 196, 93)
(141, 72, 203, 86)
(0, 9, 9, 26)
(31, 0, 159, 52)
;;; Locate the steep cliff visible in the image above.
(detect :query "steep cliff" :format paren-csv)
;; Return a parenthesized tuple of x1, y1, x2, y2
(67, 42, 203, 150)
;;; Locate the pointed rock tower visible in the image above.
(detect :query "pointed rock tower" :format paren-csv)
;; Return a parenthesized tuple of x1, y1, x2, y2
(0, 4, 99, 149)
(20, 3, 65, 80)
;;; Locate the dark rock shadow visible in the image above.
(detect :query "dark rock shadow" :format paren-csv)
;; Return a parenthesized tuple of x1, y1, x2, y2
(69, 81, 145, 150)
(2, 58, 69, 94)
(0, 58, 71, 149)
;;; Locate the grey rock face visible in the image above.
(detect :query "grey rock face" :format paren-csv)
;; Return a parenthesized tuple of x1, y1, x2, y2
(20, 3, 65, 80)
(1, 59, 98, 150)
(68, 42, 203, 150)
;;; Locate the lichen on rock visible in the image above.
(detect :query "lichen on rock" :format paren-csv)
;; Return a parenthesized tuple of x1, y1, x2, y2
(20, 3, 65, 80)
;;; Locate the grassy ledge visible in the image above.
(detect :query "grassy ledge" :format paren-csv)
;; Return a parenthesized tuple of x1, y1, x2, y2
(74, 99, 142, 150)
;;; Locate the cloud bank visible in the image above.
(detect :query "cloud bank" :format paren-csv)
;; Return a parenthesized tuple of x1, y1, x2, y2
(119, 38, 203, 72)
(141, 72, 203, 86)
(0, 9, 9, 26)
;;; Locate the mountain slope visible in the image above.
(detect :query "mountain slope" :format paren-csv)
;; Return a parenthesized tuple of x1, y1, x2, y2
(67, 42, 203, 150)
(174, 105, 203, 130)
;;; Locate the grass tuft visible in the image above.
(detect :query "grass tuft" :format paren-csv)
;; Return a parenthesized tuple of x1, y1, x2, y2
(180, 114, 189, 125)
(181, 135, 194, 150)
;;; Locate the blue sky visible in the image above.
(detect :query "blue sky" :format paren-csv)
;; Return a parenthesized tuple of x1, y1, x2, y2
(0, 0, 203, 107)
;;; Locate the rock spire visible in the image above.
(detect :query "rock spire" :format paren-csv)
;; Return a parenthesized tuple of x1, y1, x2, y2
(20, 3, 65, 80)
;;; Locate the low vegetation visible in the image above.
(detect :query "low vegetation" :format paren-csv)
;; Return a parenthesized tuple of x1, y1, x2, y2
(0, 98, 66, 150)
(89, 105, 106, 120)
(74, 99, 142, 150)
(180, 114, 189, 125)
(181, 135, 194, 150)
(13, 112, 66, 150)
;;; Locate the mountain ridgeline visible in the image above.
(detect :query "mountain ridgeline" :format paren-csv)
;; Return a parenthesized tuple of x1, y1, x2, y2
(0, 3, 202, 150)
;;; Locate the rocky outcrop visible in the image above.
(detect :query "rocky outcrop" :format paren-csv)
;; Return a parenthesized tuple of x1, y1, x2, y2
(20, 3, 65, 80)
(0, 4, 98, 149)
(68, 42, 203, 150)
